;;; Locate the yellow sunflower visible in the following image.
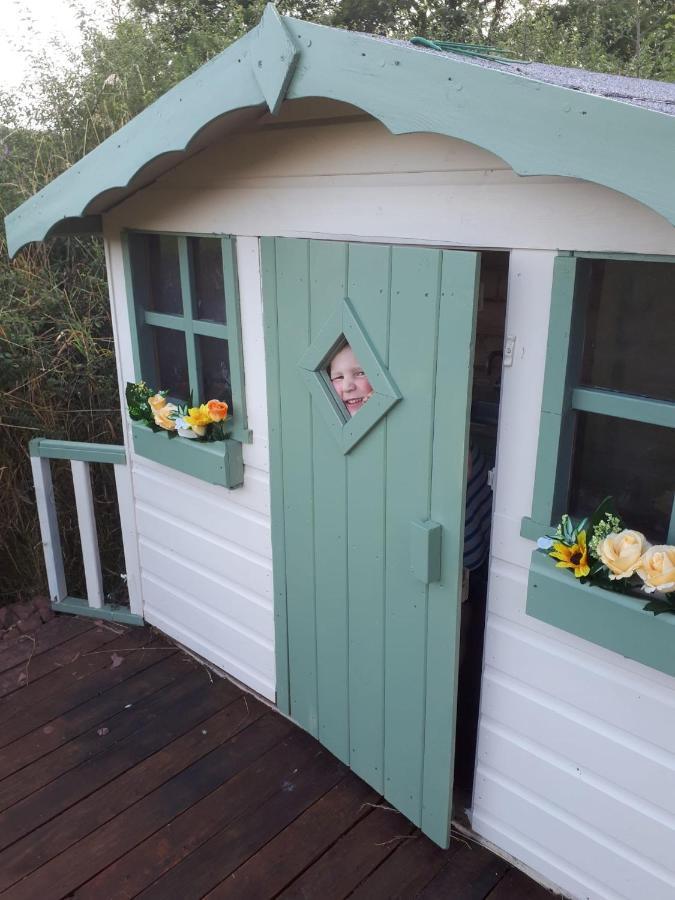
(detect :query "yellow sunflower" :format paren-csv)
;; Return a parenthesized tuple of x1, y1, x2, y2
(549, 530, 590, 578)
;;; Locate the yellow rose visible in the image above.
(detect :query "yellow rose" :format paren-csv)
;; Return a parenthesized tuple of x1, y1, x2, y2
(153, 402, 177, 431)
(597, 530, 649, 580)
(636, 546, 675, 594)
(185, 404, 213, 429)
(148, 393, 168, 413)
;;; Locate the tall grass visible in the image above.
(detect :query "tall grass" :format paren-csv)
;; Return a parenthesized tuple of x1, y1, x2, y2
(0, 0, 249, 605)
(0, 233, 124, 603)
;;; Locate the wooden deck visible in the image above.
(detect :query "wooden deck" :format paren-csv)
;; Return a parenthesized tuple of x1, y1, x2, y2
(0, 615, 556, 899)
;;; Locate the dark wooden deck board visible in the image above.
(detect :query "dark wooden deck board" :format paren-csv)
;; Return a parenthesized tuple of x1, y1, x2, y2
(205, 775, 378, 899)
(348, 829, 451, 898)
(0, 615, 94, 676)
(0, 627, 171, 748)
(0, 641, 182, 784)
(135, 736, 347, 900)
(0, 653, 189, 808)
(0, 616, 558, 900)
(0, 623, 123, 701)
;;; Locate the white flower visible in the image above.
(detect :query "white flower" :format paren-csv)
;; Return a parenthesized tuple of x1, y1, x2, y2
(636, 546, 675, 595)
(174, 416, 199, 439)
(537, 536, 554, 550)
(597, 530, 649, 580)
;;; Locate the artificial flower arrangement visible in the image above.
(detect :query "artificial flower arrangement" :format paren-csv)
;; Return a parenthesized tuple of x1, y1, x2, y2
(126, 381, 231, 441)
(538, 498, 675, 616)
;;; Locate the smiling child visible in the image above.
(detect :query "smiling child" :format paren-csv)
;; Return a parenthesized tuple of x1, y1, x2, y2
(329, 344, 374, 416)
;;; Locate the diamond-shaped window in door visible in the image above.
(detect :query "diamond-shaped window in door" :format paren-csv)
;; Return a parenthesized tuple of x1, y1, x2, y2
(298, 298, 401, 454)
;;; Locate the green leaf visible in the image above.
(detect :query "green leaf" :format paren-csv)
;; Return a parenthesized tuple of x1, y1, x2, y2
(643, 598, 675, 616)
(125, 380, 154, 424)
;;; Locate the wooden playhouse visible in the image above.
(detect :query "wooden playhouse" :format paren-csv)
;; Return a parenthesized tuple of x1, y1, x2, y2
(6, 6, 675, 897)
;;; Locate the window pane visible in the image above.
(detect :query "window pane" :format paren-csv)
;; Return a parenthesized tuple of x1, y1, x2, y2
(152, 328, 189, 400)
(128, 233, 182, 315)
(199, 337, 232, 408)
(580, 260, 675, 402)
(190, 237, 226, 323)
(568, 413, 675, 539)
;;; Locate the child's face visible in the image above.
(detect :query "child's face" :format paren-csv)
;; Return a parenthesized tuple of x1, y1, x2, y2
(329, 345, 374, 416)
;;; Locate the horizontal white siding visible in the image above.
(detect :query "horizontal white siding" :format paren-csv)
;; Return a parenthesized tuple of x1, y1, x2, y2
(102, 104, 675, 897)
(105, 232, 276, 700)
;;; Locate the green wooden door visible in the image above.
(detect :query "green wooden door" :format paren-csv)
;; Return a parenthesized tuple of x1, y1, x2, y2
(261, 238, 479, 847)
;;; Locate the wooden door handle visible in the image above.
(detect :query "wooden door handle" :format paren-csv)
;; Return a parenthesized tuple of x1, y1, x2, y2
(410, 520, 442, 584)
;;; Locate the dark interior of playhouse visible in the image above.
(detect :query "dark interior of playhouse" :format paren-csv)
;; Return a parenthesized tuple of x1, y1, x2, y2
(453, 249, 509, 813)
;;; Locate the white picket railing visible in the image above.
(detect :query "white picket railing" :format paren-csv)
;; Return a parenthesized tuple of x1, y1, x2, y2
(30, 438, 143, 626)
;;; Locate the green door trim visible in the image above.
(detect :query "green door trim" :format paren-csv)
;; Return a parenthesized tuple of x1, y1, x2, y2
(261, 236, 292, 714)
(7, 5, 675, 257)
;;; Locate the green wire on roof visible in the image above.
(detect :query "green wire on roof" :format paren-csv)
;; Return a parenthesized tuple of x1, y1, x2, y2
(410, 36, 526, 65)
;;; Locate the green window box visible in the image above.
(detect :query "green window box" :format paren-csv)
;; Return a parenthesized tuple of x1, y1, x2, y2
(527, 551, 675, 678)
(131, 422, 243, 489)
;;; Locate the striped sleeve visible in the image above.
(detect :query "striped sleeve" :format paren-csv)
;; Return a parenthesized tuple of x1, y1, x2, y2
(463, 443, 493, 571)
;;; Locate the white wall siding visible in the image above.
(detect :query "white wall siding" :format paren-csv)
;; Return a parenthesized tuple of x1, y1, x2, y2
(102, 106, 675, 897)
(471, 250, 675, 900)
(105, 230, 276, 700)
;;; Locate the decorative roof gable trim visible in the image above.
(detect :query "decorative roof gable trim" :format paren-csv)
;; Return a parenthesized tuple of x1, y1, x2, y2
(5, 5, 675, 256)
(252, 3, 299, 115)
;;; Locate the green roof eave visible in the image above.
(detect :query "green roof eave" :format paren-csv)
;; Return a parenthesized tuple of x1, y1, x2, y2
(4, 26, 265, 258)
(6, 5, 675, 257)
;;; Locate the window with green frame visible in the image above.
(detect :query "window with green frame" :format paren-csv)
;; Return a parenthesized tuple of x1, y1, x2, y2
(123, 232, 249, 488)
(523, 253, 675, 541)
(524, 253, 675, 676)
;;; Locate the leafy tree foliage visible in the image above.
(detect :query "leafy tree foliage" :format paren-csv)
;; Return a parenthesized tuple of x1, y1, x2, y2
(502, 0, 675, 79)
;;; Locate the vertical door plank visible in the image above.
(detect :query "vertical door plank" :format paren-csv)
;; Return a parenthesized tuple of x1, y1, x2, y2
(383, 247, 443, 825)
(71, 460, 105, 609)
(423, 250, 480, 846)
(31, 456, 67, 603)
(275, 239, 319, 736)
(345, 242, 392, 792)
(260, 237, 290, 712)
(309, 239, 350, 761)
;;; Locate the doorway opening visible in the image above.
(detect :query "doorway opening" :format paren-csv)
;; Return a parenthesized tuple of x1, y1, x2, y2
(453, 249, 509, 819)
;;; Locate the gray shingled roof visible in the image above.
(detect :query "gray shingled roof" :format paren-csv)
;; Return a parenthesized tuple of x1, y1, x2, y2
(376, 35, 675, 116)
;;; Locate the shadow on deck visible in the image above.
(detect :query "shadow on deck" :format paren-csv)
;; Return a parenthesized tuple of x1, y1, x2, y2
(0, 616, 556, 899)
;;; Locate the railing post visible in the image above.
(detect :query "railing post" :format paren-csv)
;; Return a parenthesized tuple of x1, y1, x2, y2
(30, 455, 68, 603)
(71, 460, 105, 609)
(113, 463, 143, 617)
